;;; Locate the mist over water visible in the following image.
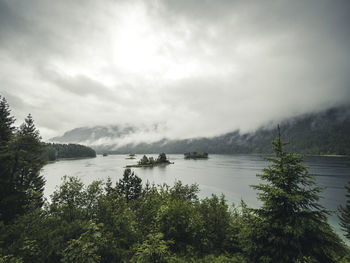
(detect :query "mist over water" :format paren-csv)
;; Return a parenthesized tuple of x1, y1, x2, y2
(42, 154, 350, 241)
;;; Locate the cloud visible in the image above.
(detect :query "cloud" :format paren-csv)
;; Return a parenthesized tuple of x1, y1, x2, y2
(0, 0, 349, 141)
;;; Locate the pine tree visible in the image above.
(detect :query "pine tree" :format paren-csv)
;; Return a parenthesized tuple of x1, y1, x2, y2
(0, 96, 15, 143)
(339, 182, 350, 239)
(0, 96, 16, 222)
(244, 126, 346, 263)
(14, 114, 46, 211)
(0, 112, 46, 222)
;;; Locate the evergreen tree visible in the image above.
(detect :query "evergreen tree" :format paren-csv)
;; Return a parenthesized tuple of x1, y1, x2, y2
(0, 96, 15, 143)
(157, 153, 167, 163)
(339, 182, 350, 239)
(6, 114, 46, 221)
(116, 169, 142, 202)
(244, 126, 346, 263)
(0, 96, 16, 222)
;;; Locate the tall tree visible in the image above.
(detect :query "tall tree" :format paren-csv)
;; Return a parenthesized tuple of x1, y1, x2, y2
(0, 96, 16, 222)
(0, 96, 15, 143)
(2, 114, 46, 222)
(339, 182, 350, 240)
(243, 126, 346, 263)
(116, 169, 142, 202)
(15, 114, 46, 209)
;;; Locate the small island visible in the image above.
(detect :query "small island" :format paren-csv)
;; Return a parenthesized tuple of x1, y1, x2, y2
(126, 153, 173, 168)
(125, 153, 136, 159)
(184, 152, 209, 159)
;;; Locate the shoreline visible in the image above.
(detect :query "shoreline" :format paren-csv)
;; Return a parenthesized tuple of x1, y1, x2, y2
(46, 156, 96, 164)
(97, 152, 350, 158)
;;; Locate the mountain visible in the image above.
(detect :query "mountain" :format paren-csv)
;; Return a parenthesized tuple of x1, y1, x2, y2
(51, 125, 138, 144)
(50, 105, 350, 155)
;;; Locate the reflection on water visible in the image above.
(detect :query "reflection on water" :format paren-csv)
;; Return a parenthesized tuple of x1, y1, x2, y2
(42, 154, 350, 241)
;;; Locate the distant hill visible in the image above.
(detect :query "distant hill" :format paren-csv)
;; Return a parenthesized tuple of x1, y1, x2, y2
(43, 143, 96, 161)
(50, 105, 350, 155)
(51, 125, 138, 144)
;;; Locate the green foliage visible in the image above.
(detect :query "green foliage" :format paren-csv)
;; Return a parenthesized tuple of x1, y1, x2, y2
(116, 169, 142, 202)
(0, 107, 46, 223)
(43, 143, 96, 162)
(0, 96, 15, 143)
(1, 100, 349, 263)
(0, 96, 16, 223)
(139, 155, 149, 165)
(50, 176, 103, 222)
(128, 153, 172, 167)
(131, 233, 173, 263)
(137, 153, 170, 166)
(157, 198, 201, 254)
(244, 126, 347, 263)
(184, 152, 208, 159)
(157, 153, 168, 163)
(196, 254, 247, 263)
(198, 195, 231, 254)
(339, 182, 350, 240)
(61, 220, 105, 263)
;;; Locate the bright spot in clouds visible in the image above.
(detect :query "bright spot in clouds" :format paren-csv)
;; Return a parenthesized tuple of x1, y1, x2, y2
(0, 0, 349, 141)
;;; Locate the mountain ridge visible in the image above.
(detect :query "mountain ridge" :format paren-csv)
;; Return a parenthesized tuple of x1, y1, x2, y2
(50, 105, 350, 155)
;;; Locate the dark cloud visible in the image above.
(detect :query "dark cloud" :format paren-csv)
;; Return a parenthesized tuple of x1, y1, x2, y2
(0, 0, 349, 140)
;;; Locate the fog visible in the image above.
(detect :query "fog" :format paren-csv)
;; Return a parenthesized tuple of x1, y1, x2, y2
(0, 0, 349, 141)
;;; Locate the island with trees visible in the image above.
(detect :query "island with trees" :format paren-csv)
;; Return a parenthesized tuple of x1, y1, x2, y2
(125, 153, 136, 159)
(126, 153, 173, 168)
(184, 151, 209, 159)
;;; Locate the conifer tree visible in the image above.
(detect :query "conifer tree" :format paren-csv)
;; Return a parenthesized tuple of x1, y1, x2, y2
(0, 96, 16, 222)
(0, 111, 46, 222)
(244, 126, 346, 263)
(339, 182, 350, 239)
(14, 114, 46, 211)
(116, 169, 142, 202)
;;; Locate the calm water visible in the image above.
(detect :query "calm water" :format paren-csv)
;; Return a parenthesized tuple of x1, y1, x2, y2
(42, 154, 350, 241)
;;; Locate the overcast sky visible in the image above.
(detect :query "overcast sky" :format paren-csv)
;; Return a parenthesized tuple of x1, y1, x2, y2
(0, 0, 349, 141)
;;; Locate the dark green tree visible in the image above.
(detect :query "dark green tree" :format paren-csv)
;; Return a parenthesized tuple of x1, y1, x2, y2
(339, 182, 350, 239)
(0, 113, 46, 222)
(198, 194, 231, 254)
(139, 155, 149, 165)
(131, 232, 173, 263)
(116, 169, 142, 202)
(244, 126, 346, 263)
(0, 96, 15, 143)
(157, 153, 167, 163)
(12, 114, 46, 212)
(0, 96, 16, 222)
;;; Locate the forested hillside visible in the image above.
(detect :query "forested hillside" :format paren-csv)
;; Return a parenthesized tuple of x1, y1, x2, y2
(84, 105, 350, 155)
(44, 143, 96, 161)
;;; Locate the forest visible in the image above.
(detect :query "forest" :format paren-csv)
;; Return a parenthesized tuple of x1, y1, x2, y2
(44, 143, 96, 162)
(1, 95, 350, 262)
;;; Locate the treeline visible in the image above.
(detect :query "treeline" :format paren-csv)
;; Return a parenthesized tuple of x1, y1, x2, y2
(44, 143, 96, 161)
(1, 95, 350, 262)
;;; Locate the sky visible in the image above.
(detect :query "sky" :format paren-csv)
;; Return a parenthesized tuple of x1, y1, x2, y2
(0, 0, 349, 141)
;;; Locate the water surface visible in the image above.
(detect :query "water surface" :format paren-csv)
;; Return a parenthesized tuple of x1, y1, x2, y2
(42, 154, 350, 240)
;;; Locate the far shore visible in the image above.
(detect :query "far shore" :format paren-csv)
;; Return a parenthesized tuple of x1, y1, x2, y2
(46, 156, 96, 164)
(96, 152, 350, 158)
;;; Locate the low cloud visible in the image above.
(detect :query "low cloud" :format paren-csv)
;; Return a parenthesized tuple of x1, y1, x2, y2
(0, 0, 349, 141)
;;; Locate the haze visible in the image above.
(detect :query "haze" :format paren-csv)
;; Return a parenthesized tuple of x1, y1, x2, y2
(0, 0, 349, 141)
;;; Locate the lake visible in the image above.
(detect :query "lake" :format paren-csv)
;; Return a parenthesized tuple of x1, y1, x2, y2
(42, 154, 350, 241)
